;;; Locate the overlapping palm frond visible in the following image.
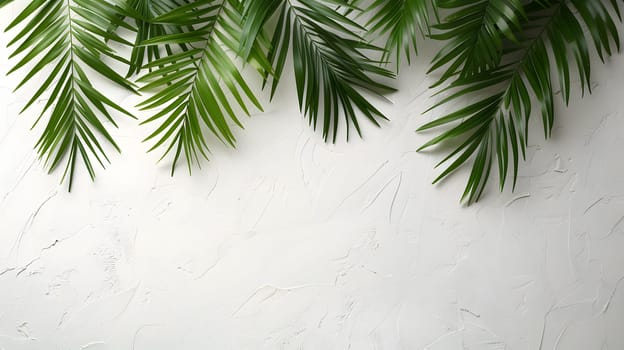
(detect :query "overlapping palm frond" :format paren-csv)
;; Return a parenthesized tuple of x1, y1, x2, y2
(5, 0, 136, 190)
(429, 0, 525, 85)
(240, 0, 396, 142)
(2, 0, 624, 202)
(136, 0, 271, 174)
(360, 0, 437, 69)
(124, 0, 194, 76)
(420, 0, 622, 204)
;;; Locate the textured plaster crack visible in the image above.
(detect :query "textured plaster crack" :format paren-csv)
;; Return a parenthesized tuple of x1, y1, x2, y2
(15, 257, 39, 277)
(132, 324, 157, 350)
(601, 214, 624, 240)
(0, 267, 16, 277)
(0, 157, 36, 206)
(7, 229, 84, 278)
(363, 173, 401, 211)
(81, 341, 106, 349)
(388, 172, 403, 223)
(423, 328, 464, 350)
(233, 284, 326, 316)
(553, 325, 570, 350)
(459, 307, 481, 318)
(16, 322, 35, 340)
(583, 197, 604, 215)
(112, 284, 140, 320)
(252, 182, 276, 229)
(600, 275, 624, 314)
(299, 136, 311, 187)
(10, 191, 58, 258)
(334, 160, 389, 212)
(205, 169, 219, 199)
(567, 207, 576, 280)
(194, 239, 230, 280)
(505, 194, 530, 207)
(317, 308, 328, 328)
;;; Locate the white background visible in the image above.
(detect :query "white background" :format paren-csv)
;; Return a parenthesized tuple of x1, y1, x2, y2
(1, 3, 624, 350)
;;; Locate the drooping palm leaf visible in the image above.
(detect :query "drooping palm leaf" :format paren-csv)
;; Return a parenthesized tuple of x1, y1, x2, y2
(361, 0, 438, 70)
(0, 0, 13, 9)
(136, 0, 271, 174)
(240, 0, 396, 142)
(420, 0, 622, 204)
(5, 0, 136, 190)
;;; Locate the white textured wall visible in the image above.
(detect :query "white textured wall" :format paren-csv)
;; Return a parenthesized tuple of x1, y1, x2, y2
(2, 5, 624, 350)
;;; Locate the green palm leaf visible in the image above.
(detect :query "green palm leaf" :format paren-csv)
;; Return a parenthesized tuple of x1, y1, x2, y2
(240, 0, 396, 142)
(5, 0, 136, 190)
(124, 0, 195, 76)
(429, 0, 525, 85)
(421, 0, 622, 204)
(361, 0, 438, 70)
(136, 0, 270, 174)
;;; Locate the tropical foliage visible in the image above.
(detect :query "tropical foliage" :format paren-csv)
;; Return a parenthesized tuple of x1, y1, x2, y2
(1, 0, 622, 203)
(422, 0, 623, 203)
(4, 0, 136, 190)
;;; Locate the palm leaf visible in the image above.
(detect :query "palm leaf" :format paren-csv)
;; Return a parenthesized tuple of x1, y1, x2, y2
(429, 0, 526, 85)
(240, 0, 396, 142)
(5, 0, 136, 190)
(421, 0, 622, 204)
(136, 0, 270, 174)
(123, 0, 195, 77)
(361, 0, 438, 70)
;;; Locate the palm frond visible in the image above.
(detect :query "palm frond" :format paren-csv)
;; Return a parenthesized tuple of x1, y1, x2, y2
(0, 0, 13, 8)
(429, 0, 526, 85)
(420, 0, 622, 204)
(241, 0, 396, 142)
(136, 0, 270, 174)
(5, 0, 136, 190)
(362, 0, 438, 70)
(124, 0, 195, 76)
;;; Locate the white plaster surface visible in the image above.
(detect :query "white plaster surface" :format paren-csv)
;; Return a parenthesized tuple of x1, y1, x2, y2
(1, 4, 624, 350)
